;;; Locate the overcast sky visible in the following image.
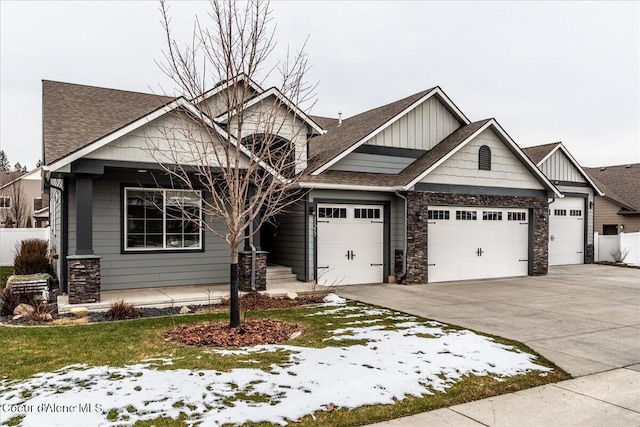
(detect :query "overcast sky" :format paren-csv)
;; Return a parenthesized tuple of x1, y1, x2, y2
(1, 1, 638, 170)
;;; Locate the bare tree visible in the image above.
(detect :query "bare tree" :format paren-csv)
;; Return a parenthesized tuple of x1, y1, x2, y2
(148, 0, 315, 327)
(4, 181, 30, 228)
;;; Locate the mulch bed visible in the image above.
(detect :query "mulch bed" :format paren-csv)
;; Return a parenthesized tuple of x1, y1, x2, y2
(165, 318, 303, 347)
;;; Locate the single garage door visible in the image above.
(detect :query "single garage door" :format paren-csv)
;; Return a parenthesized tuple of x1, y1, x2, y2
(316, 204, 384, 285)
(549, 197, 585, 266)
(428, 206, 529, 282)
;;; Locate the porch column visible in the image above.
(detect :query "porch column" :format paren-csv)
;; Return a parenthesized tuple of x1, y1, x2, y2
(67, 174, 101, 304)
(75, 174, 94, 255)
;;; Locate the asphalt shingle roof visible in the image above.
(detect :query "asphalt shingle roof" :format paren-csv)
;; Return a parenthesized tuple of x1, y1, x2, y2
(43, 80, 175, 165)
(585, 164, 640, 213)
(522, 142, 560, 165)
(307, 88, 437, 172)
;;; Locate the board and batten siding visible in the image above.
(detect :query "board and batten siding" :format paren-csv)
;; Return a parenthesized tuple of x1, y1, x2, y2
(267, 200, 307, 281)
(330, 152, 414, 174)
(66, 175, 230, 291)
(540, 150, 587, 183)
(421, 128, 545, 190)
(367, 96, 461, 151)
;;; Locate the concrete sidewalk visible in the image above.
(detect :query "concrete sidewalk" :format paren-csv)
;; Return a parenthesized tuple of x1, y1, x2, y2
(369, 368, 640, 427)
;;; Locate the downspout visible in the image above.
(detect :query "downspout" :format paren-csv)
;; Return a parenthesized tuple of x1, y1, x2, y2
(395, 191, 408, 281)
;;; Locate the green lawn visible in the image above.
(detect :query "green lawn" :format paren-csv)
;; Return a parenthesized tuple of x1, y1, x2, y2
(0, 303, 570, 427)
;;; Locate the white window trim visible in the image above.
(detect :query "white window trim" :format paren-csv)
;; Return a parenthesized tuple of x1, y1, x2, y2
(124, 187, 203, 252)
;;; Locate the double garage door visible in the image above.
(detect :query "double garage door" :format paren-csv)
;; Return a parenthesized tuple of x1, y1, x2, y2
(427, 206, 529, 282)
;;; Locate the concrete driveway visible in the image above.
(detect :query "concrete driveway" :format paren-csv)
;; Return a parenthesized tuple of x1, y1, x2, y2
(337, 264, 640, 426)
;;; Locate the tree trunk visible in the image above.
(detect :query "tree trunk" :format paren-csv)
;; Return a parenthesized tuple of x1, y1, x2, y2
(229, 262, 240, 327)
(229, 245, 241, 328)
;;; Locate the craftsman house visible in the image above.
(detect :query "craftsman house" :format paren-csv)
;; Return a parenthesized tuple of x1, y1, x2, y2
(43, 76, 562, 303)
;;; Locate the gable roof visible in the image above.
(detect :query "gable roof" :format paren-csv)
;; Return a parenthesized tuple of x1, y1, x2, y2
(522, 142, 560, 165)
(213, 86, 325, 136)
(307, 87, 471, 174)
(523, 142, 603, 195)
(301, 118, 561, 197)
(585, 164, 640, 213)
(43, 80, 175, 165)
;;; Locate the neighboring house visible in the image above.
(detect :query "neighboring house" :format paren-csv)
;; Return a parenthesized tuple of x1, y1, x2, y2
(584, 164, 640, 235)
(42, 77, 562, 303)
(0, 168, 49, 228)
(523, 143, 603, 266)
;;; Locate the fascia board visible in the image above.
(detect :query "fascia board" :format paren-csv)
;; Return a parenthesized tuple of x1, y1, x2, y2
(298, 181, 400, 192)
(556, 144, 605, 196)
(403, 120, 493, 189)
(312, 87, 468, 176)
(214, 87, 325, 136)
(193, 73, 264, 104)
(47, 99, 186, 173)
(535, 143, 561, 167)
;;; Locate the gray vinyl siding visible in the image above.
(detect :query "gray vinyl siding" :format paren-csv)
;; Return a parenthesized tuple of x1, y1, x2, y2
(330, 153, 414, 174)
(49, 178, 64, 280)
(67, 172, 230, 291)
(367, 96, 461, 151)
(268, 200, 307, 280)
(540, 150, 587, 183)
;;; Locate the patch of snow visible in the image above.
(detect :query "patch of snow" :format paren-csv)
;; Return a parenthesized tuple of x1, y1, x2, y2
(0, 306, 552, 427)
(322, 293, 346, 304)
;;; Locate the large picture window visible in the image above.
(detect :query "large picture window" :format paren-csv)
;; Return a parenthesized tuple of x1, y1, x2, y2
(125, 188, 202, 251)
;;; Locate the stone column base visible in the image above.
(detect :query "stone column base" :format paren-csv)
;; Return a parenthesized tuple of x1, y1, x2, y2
(67, 255, 101, 304)
(585, 244, 595, 264)
(238, 251, 267, 292)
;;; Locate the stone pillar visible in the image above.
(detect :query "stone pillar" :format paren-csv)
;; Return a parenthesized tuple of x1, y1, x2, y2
(394, 249, 404, 275)
(404, 192, 429, 284)
(67, 255, 101, 304)
(585, 244, 595, 264)
(238, 251, 268, 292)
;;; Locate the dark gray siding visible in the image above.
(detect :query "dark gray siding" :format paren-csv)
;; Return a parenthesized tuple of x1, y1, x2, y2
(267, 200, 307, 280)
(330, 152, 414, 174)
(67, 170, 230, 290)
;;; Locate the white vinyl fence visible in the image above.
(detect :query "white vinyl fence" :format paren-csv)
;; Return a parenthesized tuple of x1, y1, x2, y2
(594, 232, 640, 266)
(0, 228, 50, 266)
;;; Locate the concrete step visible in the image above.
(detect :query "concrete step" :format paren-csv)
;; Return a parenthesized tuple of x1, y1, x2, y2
(266, 265, 297, 282)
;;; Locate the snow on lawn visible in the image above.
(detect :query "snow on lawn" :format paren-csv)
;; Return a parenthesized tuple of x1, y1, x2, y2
(0, 302, 552, 427)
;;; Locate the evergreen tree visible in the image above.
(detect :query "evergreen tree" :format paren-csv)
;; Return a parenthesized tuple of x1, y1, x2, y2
(0, 151, 9, 172)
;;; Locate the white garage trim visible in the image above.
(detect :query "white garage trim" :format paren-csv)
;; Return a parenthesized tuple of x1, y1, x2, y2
(316, 203, 386, 285)
(427, 206, 530, 282)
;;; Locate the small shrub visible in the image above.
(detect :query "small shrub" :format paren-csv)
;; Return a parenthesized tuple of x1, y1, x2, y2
(0, 288, 40, 317)
(610, 248, 631, 263)
(105, 299, 143, 321)
(13, 239, 55, 276)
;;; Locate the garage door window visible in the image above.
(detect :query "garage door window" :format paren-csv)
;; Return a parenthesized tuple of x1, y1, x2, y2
(428, 210, 449, 220)
(482, 211, 502, 221)
(318, 207, 347, 219)
(554, 209, 567, 216)
(570, 209, 582, 216)
(456, 210, 477, 220)
(354, 208, 381, 219)
(508, 212, 526, 221)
